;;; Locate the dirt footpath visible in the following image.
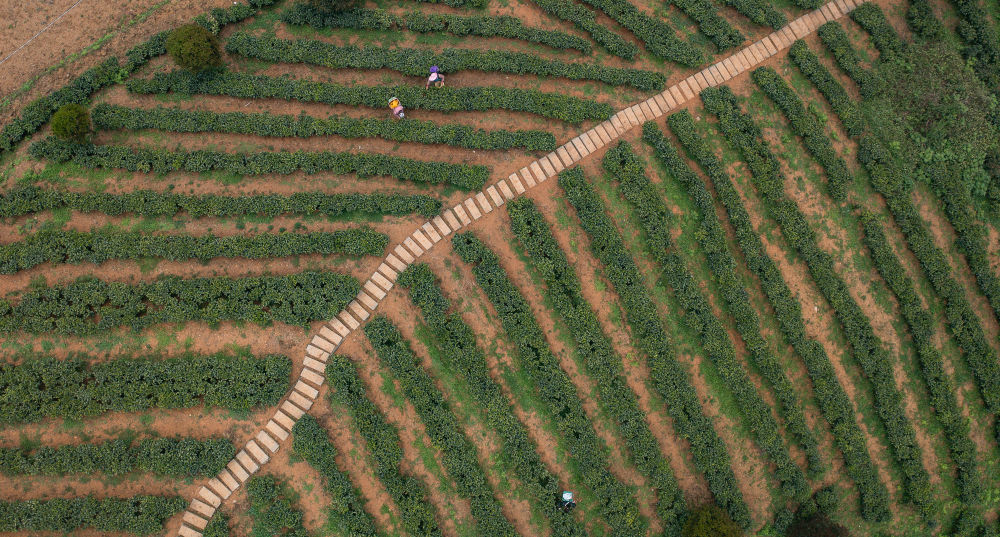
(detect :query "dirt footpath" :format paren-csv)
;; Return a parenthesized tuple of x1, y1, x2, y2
(0, 0, 235, 122)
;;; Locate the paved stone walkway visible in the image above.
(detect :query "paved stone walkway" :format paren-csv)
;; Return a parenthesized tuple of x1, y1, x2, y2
(174, 1, 861, 534)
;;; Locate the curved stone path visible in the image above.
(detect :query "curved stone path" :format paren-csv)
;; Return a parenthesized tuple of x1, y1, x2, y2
(175, 1, 861, 533)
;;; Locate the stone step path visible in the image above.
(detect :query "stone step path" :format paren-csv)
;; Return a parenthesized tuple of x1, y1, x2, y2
(174, 1, 861, 534)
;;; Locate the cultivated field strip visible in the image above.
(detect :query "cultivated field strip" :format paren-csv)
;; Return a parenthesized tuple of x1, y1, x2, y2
(172, 1, 864, 534)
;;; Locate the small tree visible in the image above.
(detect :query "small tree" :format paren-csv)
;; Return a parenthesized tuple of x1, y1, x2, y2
(166, 24, 221, 72)
(787, 513, 849, 537)
(682, 504, 743, 537)
(51, 104, 90, 142)
(307, 0, 360, 13)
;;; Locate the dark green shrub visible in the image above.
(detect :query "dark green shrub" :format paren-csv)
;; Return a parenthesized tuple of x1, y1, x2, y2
(166, 24, 221, 72)
(0, 185, 439, 219)
(246, 475, 308, 537)
(127, 70, 612, 123)
(51, 103, 90, 142)
(307, 0, 359, 13)
(0, 271, 359, 335)
(0, 496, 184, 534)
(571, 0, 704, 65)
(528, 0, 637, 58)
(787, 40, 864, 136)
(681, 504, 742, 537)
(224, 33, 665, 90)
(788, 513, 848, 537)
(0, 352, 290, 424)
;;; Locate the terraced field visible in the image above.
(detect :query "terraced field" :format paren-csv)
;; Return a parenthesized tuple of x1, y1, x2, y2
(2, 0, 1000, 535)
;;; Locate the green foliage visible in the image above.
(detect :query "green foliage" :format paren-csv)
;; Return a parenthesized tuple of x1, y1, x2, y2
(29, 137, 487, 190)
(718, 0, 785, 30)
(0, 437, 234, 477)
(702, 85, 932, 516)
(905, 0, 945, 41)
(449, 233, 657, 536)
(666, 110, 891, 522)
(849, 3, 903, 57)
(573, 0, 703, 66)
(0, 271, 359, 335)
(574, 149, 806, 501)
(0, 227, 387, 274)
(751, 66, 851, 202)
(0, 351, 290, 423)
(397, 264, 587, 537)
(224, 33, 664, 91)
(324, 357, 441, 537)
(669, 0, 743, 50)
(787, 513, 848, 537)
(364, 316, 517, 537)
(281, 4, 591, 53)
(527, 0, 637, 58)
(51, 103, 90, 142)
(0, 496, 184, 534)
(817, 22, 882, 98)
(203, 512, 232, 537)
(787, 40, 864, 136)
(128, 70, 612, 123)
(0, 185, 440, 219)
(246, 475, 308, 537)
(636, 129, 822, 476)
(859, 213, 981, 503)
(307, 0, 360, 13)
(947, 0, 1000, 91)
(291, 415, 381, 537)
(92, 103, 555, 151)
(166, 24, 221, 72)
(681, 504, 742, 537)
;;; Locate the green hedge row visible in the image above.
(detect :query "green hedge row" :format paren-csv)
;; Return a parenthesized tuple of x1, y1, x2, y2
(280, 4, 591, 53)
(203, 512, 231, 537)
(849, 3, 904, 57)
(0, 0, 276, 155)
(29, 137, 487, 190)
(397, 263, 588, 537)
(787, 40, 864, 136)
(702, 86, 933, 515)
(859, 213, 982, 503)
(528, 0, 638, 58)
(640, 125, 823, 476)
(667, 109, 890, 522)
(856, 137, 1000, 418)
(495, 196, 690, 533)
(1, 228, 387, 274)
(246, 475, 309, 537)
(0, 185, 440, 219)
(0, 351, 290, 424)
(451, 232, 653, 535)
(324, 356, 442, 537)
(720, 0, 786, 29)
(291, 415, 382, 537)
(224, 33, 664, 91)
(670, 0, 744, 50)
(817, 22, 882, 98)
(92, 103, 556, 151)
(127, 70, 612, 123)
(0, 496, 184, 535)
(0, 271, 359, 335)
(577, 151, 807, 500)
(574, 0, 704, 66)
(751, 66, 851, 202)
(364, 316, 518, 537)
(948, 0, 1000, 90)
(905, 0, 945, 40)
(0, 437, 234, 477)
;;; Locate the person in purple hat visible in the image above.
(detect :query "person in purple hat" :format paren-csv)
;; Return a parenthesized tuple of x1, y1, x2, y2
(425, 65, 445, 88)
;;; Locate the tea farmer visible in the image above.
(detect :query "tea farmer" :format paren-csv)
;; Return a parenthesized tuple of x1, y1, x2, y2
(426, 65, 445, 88)
(388, 97, 405, 119)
